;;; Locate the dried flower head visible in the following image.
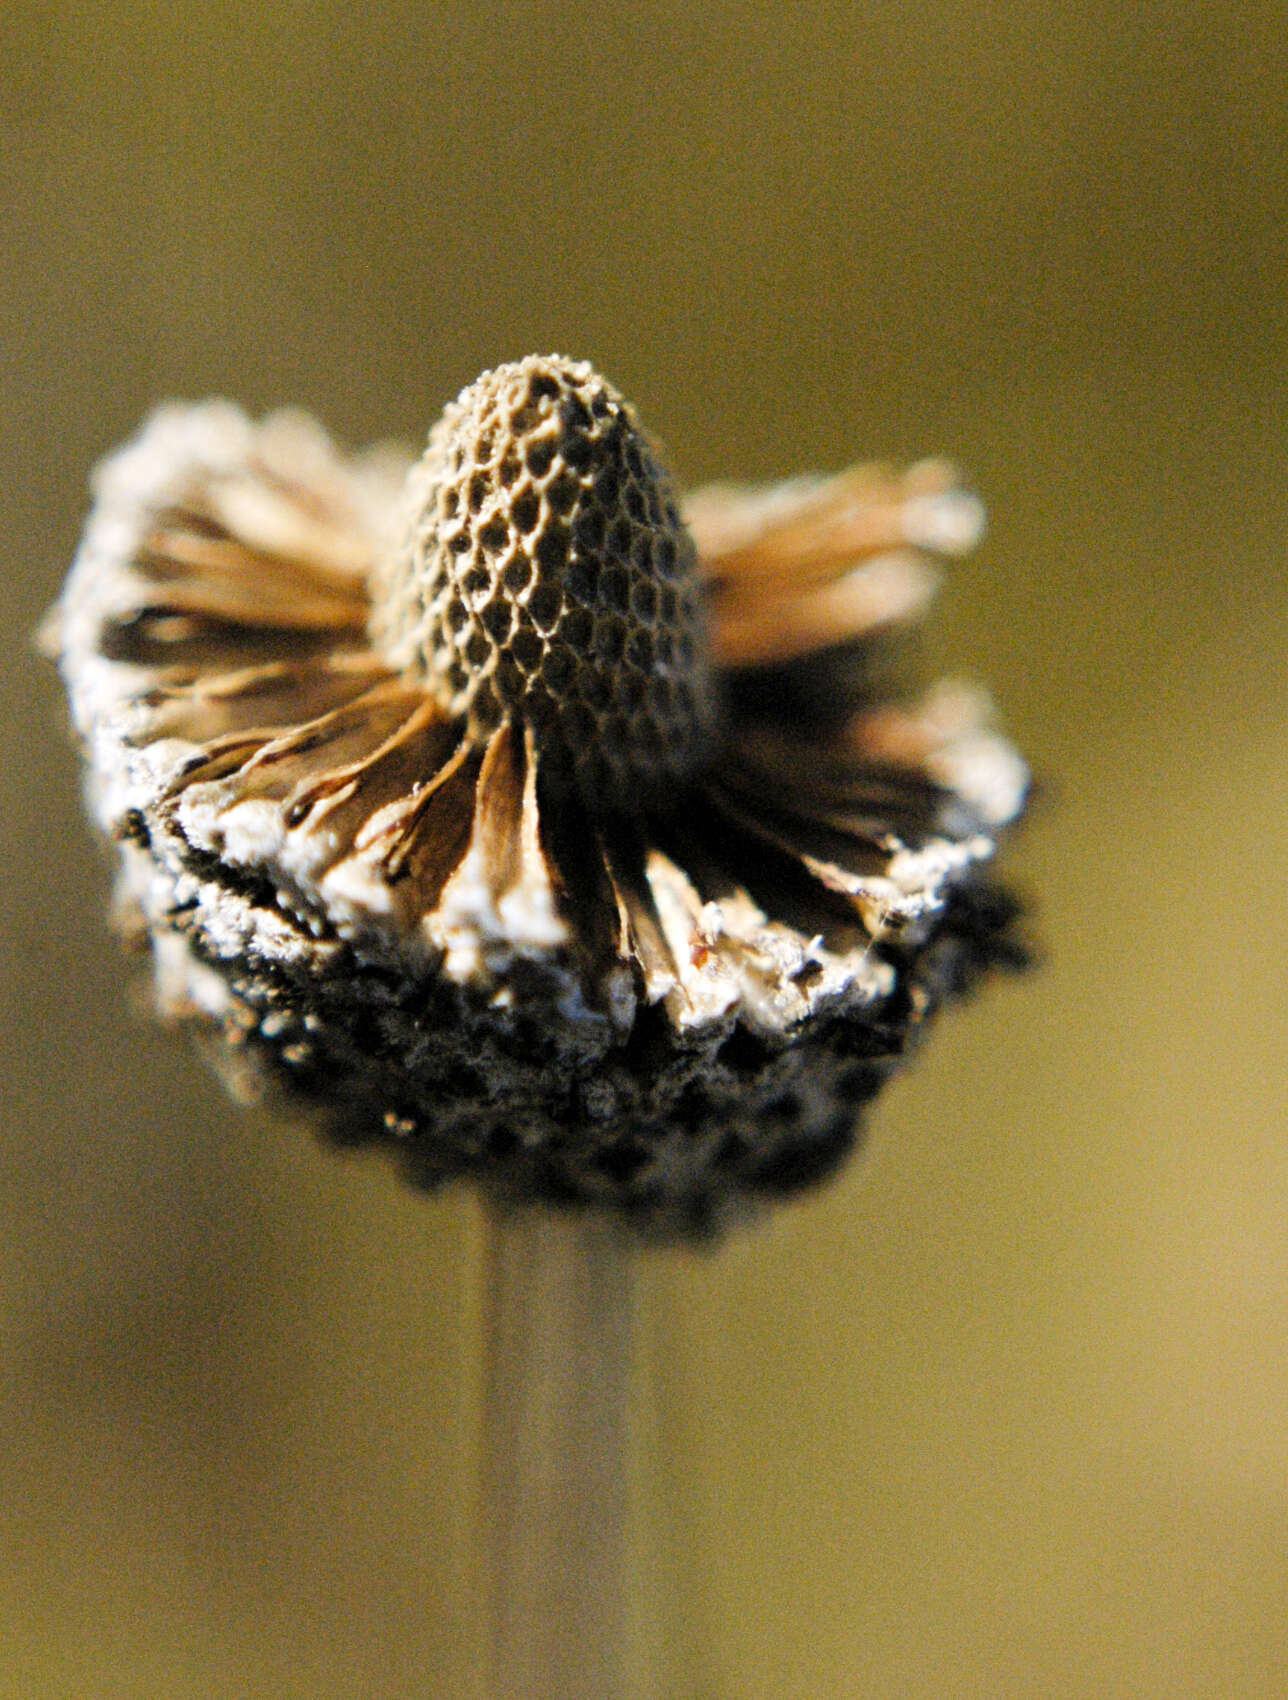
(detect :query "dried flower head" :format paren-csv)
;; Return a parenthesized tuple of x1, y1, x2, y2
(47, 356, 1027, 1236)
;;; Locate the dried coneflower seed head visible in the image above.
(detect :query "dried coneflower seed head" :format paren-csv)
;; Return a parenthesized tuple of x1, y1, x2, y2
(371, 355, 718, 802)
(48, 364, 1029, 1237)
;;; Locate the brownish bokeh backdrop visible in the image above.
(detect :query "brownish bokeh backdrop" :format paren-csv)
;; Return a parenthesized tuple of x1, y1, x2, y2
(4, 3, 1286, 1696)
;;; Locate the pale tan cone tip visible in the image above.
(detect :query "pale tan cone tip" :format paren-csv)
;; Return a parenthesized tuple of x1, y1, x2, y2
(371, 356, 720, 805)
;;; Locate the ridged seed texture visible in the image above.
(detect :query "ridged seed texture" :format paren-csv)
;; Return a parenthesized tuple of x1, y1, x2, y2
(373, 355, 718, 800)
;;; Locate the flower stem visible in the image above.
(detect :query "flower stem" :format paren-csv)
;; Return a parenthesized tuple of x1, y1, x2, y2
(482, 1202, 636, 1699)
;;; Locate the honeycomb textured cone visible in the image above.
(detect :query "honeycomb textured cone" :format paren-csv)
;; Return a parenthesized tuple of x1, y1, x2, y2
(371, 355, 718, 802)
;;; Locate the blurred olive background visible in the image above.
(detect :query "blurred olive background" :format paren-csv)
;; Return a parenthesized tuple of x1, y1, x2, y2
(4, 2, 1287, 1696)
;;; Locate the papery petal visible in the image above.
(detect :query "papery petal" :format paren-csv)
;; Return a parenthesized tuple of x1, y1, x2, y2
(690, 458, 983, 668)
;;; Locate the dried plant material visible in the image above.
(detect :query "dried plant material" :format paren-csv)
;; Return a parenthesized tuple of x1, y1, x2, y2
(47, 357, 1027, 1236)
(373, 357, 718, 798)
(688, 458, 982, 667)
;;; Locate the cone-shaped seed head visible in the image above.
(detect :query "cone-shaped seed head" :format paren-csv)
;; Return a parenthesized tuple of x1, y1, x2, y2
(372, 355, 718, 802)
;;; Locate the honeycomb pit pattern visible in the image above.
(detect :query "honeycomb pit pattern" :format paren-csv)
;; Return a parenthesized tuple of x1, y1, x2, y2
(372, 356, 719, 801)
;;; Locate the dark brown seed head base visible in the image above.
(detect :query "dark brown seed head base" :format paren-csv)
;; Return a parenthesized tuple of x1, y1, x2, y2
(178, 874, 1024, 1240)
(371, 356, 718, 804)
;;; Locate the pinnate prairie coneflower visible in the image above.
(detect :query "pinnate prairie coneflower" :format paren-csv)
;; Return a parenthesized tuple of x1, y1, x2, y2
(47, 355, 1027, 1236)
